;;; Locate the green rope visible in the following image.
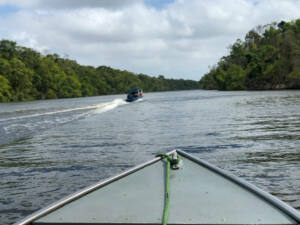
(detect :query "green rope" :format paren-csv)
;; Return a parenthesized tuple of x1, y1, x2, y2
(156, 153, 181, 225)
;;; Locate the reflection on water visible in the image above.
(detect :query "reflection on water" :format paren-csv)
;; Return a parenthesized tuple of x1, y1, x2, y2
(0, 90, 300, 224)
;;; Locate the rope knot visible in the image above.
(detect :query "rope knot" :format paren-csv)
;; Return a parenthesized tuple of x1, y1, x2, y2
(156, 152, 181, 169)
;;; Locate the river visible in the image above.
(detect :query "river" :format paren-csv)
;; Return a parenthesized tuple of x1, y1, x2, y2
(0, 90, 299, 224)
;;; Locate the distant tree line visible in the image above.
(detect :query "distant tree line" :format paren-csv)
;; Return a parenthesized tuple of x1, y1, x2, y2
(199, 19, 300, 90)
(0, 40, 200, 102)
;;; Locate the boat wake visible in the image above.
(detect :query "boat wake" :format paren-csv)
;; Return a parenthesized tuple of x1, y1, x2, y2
(135, 98, 144, 103)
(0, 99, 127, 122)
(93, 98, 127, 114)
(0, 98, 127, 146)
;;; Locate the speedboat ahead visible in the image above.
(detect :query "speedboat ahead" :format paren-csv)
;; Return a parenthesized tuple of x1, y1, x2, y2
(125, 88, 143, 102)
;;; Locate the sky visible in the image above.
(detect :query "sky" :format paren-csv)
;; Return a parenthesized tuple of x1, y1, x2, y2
(0, 0, 300, 80)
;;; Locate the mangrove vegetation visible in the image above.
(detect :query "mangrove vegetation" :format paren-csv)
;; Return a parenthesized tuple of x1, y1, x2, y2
(199, 19, 300, 90)
(0, 40, 200, 102)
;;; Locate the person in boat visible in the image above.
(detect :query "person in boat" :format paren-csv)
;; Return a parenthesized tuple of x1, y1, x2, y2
(126, 88, 142, 101)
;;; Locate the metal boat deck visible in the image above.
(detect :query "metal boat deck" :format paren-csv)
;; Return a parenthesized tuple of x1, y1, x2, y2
(15, 150, 300, 225)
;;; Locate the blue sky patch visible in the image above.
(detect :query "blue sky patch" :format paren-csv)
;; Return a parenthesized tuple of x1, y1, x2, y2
(0, 4, 19, 14)
(145, 0, 175, 9)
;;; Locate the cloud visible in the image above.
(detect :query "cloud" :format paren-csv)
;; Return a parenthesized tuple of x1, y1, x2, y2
(0, 0, 300, 80)
(39, 0, 142, 10)
(0, 0, 140, 10)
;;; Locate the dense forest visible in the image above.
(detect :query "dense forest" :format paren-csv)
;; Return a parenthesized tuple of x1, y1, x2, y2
(199, 19, 300, 90)
(0, 40, 200, 102)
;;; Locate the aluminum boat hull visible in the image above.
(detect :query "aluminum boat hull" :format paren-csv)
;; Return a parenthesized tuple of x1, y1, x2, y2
(14, 150, 300, 225)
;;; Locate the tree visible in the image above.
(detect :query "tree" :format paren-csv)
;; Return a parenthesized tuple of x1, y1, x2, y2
(0, 75, 11, 102)
(0, 40, 17, 59)
(0, 39, 201, 102)
(199, 19, 300, 90)
(56, 75, 82, 98)
(8, 58, 34, 101)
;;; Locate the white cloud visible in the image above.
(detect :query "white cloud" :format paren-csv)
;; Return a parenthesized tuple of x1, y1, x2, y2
(0, 0, 140, 9)
(0, 0, 300, 80)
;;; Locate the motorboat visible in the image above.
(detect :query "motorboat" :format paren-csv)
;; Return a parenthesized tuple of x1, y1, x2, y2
(125, 88, 143, 102)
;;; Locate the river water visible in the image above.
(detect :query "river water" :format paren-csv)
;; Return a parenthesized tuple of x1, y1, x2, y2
(0, 90, 299, 224)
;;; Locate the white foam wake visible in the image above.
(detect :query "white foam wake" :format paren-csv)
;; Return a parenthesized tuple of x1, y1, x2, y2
(93, 98, 127, 114)
(0, 98, 127, 122)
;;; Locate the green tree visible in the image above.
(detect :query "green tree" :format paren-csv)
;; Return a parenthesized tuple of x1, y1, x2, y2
(9, 58, 34, 101)
(0, 39, 201, 102)
(0, 40, 17, 60)
(200, 19, 300, 90)
(57, 75, 82, 98)
(0, 75, 11, 102)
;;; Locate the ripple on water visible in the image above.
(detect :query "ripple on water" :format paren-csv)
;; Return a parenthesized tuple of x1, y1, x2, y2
(1, 91, 300, 225)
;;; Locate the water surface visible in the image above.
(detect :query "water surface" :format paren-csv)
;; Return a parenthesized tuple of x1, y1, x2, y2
(0, 90, 299, 224)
